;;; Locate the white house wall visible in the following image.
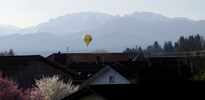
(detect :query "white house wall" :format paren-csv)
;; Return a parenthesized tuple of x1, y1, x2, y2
(90, 67, 130, 85)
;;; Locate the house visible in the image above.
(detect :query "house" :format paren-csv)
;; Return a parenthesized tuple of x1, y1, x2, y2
(57, 62, 139, 85)
(65, 63, 105, 85)
(47, 53, 130, 64)
(0, 55, 77, 88)
(80, 64, 139, 88)
(47, 53, 131, 84)
(47, 53, 194, 85)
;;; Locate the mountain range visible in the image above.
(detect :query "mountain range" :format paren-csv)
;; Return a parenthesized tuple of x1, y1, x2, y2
(0, 12, 204, 56)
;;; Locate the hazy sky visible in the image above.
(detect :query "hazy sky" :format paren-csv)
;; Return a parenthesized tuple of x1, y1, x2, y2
(0, 0, 204, 28)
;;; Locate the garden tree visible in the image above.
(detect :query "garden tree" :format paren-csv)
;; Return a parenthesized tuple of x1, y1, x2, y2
(163, 41, 175, 52)
(188, 35, 195, 51)
(175, 36, 185, 51)
(0, 49, 15, 56)
(0, 77, 27, 100)
(175, 34, 205, 52)
(123, 46, 144, 59)
(35, 75, 79, 100)
(194, 34, 204, 50)
(135, 47, 145, 59)
(146, 41, 163, 53)
(124, 34, 205, 56)
(8, 49, 15, 56)
(146, 45, 153, 52)
(0, 73, 77, 100)
(123, 46, 138, 53)
(138, 47, 143, 53)
(0, 73, 43, 100)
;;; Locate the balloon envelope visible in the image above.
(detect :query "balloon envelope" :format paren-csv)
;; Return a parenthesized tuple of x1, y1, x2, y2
(83, 34, 92, 46)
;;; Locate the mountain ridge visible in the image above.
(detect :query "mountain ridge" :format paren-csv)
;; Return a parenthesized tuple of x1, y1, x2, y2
(0, 11, 204, 55)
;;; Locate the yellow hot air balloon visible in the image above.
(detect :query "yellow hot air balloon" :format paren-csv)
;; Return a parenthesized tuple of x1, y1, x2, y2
(83, 34, 93, 47)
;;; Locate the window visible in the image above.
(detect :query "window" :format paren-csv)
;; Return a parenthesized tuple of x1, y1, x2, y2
(109, 76, 115, 83)
(78, 72, 81, 75)
(87, 74, 92, 77)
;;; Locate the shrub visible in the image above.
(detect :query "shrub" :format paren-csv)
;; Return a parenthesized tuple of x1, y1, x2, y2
(193, 71, 205, 80)
(0, 72, 44, 100)
(24, 88, 44, 100)
(35, 75, 79, 100)
(0, 76, 29, 100)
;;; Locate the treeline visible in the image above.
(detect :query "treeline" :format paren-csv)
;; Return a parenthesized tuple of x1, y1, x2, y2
(0, 49, 15, 56)
(124, 34, 205, 57)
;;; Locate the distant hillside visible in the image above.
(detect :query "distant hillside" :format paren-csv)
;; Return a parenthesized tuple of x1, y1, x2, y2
(0, 12, 205, 55)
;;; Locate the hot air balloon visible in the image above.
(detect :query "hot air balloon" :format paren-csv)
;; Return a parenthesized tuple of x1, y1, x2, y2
(83, 34, 93, 47)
